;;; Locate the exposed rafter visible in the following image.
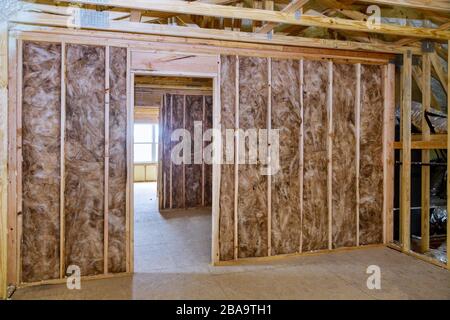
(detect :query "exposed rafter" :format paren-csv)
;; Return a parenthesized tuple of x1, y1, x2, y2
(10, 10, 420, 54)
(357, 0, 450, 13)
(50, 0, 450, 40)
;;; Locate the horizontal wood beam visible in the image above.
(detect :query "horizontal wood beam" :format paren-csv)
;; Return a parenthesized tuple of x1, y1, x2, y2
(136, 84, 213, 91)
(394, 134, 448, 149)
(357, 0, 450, 13)
(10, 11, 419, 54)
(53, 0, 450, 40)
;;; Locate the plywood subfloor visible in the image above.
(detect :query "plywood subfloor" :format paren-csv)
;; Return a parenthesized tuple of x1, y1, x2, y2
(12, 183, 450, 300)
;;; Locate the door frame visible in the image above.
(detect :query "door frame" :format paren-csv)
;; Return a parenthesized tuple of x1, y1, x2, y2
(128, 50, 221, 270)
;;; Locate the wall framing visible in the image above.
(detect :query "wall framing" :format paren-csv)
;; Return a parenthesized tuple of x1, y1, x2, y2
(5, 24, 443, 296)
(5, 35, 132, 288)
(0, 22, 8, 300)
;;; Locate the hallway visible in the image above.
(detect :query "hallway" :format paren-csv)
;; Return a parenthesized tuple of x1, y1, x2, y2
(134, 182, 212, 273)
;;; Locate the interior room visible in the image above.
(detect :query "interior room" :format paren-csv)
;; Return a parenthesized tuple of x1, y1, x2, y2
(0, 0, 449, 301)
(133, 76, 213, 273)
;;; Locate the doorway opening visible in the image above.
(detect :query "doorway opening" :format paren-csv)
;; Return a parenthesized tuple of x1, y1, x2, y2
(132, 75, 214, 273)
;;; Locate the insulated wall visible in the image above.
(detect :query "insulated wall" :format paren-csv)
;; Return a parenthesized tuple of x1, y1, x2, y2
(160, 93, 213, 211)
(218, 55, 386, 261)
(22, 41, 62, 282)
(65, 44, 106, 276)
(20, 41, 129, 283)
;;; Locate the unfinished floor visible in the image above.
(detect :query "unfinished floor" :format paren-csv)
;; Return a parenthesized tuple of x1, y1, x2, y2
(12, 183, 450, 300)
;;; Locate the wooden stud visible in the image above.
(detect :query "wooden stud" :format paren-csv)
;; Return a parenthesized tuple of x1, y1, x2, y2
(420, 52, 431, 253)
(158, 95, 164, 210)
(169, 95, 173, 209)
(0, 22, 8, 300)
(384, 63, 396, 244)
(267, 57, 272, 257)
(355, 63, 361, 246)
(382, 65, 395, 244)
(129, 70, 135, 273)
(211, 55, 221, 265)
(125, 48, 132, 273)
(234, 55, 239, 261)
(401, 50, 412, 252)
(183, 95, 186, 209)
(202, 95, 206, 207)
(16, 39, 23, 284)
(103, 46, 110, 274)
(59, 42, 66, 278)
(7, 35, 18, 287)
(327, 60, 333, 250)
(299, 58, 304, 253)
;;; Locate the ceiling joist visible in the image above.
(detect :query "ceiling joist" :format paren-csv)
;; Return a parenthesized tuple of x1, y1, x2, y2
(10, 10, 421, 54)
(50, 0, 450, 40)
(357, 0, 450, 13)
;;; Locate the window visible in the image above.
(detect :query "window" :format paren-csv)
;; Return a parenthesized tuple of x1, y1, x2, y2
(134, 124, 158, 163)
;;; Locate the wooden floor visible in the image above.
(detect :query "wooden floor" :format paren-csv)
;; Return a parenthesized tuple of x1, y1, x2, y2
(12, 183, 450, 300)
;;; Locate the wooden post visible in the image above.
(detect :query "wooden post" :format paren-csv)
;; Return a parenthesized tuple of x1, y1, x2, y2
(211, 56, 221, 264)
(158, 95, 164, 210)
(182, 95, 186, 208)
(299, 59, 304, 253)
(103, 46, 110, 274)
(233, 56, 239, 260)
(267, 58, 272, 257)
(15, 40, 23, 284)
(327, 60, 333, 250)
(0, 22, 9, 300)
(420, 52, 431, 253)
(355, 63, 361, 246)
(169, 95, 173, 209)
(202, 95, 206, 207)
(384, 63, 396, 244)
(60, 42, 66, 278)
(125, 49, 133, 273)
(7, 34, 17, 287)
(401, 50, 412, 252)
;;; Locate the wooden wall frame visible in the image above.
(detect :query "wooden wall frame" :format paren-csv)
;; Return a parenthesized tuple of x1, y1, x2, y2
(129, 50, 221, 265)
(5, 36, 133, 289)
(5, 25, 445, 298)
(0, 22, 8, 300)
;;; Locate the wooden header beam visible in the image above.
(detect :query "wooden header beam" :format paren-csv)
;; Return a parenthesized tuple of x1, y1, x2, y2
(10, 11, 420, 55)
(53, 0, 450, 40)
